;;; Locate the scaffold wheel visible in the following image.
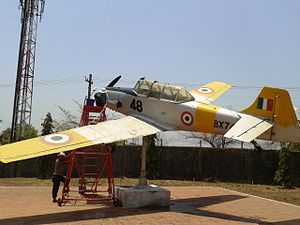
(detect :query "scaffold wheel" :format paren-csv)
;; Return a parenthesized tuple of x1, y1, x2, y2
(113, 198, 119, 207)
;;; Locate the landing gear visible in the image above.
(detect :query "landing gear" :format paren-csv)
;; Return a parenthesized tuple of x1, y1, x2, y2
(251, 140, 263, 151)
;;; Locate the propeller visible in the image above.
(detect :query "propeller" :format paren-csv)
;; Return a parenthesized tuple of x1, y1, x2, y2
(107, 75, 122, 87)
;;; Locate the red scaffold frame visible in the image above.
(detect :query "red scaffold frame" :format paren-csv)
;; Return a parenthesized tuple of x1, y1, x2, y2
(80, 105, 106, 126)
(57, 103, 117, 206)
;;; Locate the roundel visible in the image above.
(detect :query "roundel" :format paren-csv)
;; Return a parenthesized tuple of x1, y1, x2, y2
(181, 111, 194, 126)
(42, 133, 72, 146)
(197, 87, 213, 94)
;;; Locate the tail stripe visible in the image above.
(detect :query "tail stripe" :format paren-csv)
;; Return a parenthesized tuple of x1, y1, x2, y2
(257, 97, 273, 111)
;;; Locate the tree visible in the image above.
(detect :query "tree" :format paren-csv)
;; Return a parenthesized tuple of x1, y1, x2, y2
(0, 125, 38, 177)
(185, 132, 237, 148)
(41, 112, 54, 135)
(53, 106, 80, 131)
(0, 128, 11, 145)
(287, 143, 300, 152)
(274, 147, 292, 188)
(52, 102, 121, 131)
(36, 112, 55, 179)
(0, 125, 38, 145)
(146, 134, 159, 179)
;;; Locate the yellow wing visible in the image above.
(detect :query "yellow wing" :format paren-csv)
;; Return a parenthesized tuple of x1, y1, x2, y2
(0, 116, 160, 163)
(190, 82, 231, 102)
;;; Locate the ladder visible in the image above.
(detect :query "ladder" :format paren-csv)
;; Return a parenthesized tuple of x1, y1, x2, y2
(80, 105, 106, 126)
(58, 102, 117, 206)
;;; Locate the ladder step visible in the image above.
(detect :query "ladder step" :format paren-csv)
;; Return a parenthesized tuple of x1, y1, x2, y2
(89, 119, 100, 122)
(83, 159, 99, 162)
(83, 156, 99, 159)
(83, 173, 98, 176)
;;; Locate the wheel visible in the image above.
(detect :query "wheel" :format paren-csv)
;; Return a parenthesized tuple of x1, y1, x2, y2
(113, 198, 119, 207)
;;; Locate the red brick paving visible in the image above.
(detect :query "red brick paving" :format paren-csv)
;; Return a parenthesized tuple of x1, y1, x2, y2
(0, 186, 299, 225)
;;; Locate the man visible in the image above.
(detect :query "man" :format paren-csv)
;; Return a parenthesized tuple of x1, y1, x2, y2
(52, 152, 70, 203)
(94, 88, 109, 107)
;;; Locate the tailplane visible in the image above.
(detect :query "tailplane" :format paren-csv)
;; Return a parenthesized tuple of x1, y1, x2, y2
(242, 87, 298, 127)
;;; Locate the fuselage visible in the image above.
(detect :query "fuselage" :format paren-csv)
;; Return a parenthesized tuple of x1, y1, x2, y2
(105, 80, 300, 143)
(106, 86, 241, 135)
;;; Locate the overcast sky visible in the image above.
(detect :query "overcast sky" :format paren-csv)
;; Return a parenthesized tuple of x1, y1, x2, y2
(0, 0, 299, 132)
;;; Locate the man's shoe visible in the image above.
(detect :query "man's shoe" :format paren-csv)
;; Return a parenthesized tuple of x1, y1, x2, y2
(52, 198, 58, 203)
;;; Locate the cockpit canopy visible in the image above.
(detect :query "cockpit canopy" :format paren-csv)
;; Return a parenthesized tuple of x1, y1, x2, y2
(133, 79, 195, 103)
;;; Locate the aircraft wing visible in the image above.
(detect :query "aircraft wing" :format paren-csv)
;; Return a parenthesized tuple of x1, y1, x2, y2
(224, 115, 273, 142)
(190, 82, 231, 103)
(0, 116, 160, 163)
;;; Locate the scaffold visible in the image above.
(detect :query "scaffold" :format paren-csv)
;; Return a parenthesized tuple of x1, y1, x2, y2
(57, 103, 117, 206)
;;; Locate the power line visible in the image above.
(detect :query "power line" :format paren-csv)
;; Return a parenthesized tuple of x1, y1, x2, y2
(1, 76, 300, 97)
(0, 76, 135, 91)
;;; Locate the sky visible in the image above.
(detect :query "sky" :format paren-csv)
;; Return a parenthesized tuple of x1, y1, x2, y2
(0, 0, 300, 132)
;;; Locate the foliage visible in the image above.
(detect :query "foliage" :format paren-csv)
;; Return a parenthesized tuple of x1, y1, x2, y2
(0, 125, 38, 145)
(185, 132, 237, 148)
(252, 140, 280, 150)
(146, 134, 159, 179)
(52, 102, 121, 132)
(0, 128, 11, 145)
(41, 112, 54, 135)
(53, 106, 79, 131)
(274, 147, 292, 188)
(36, 112, 55, 179)
(288, 143, 300, 152)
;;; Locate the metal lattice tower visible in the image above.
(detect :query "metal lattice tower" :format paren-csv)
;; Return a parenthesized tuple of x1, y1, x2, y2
(10, 0, 45, 142)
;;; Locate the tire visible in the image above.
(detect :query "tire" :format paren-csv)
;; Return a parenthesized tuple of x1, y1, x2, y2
(113, 198, 119, 207)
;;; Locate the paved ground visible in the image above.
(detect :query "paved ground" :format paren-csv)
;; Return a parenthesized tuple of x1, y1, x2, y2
(0, 186, 299, 225)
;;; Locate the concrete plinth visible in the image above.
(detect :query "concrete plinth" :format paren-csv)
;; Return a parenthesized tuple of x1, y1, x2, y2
(115, 185, 170, 208)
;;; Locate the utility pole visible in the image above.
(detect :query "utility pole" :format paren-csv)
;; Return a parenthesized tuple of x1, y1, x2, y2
(10, 0, 45, 142)
(85, 74, 93, 99)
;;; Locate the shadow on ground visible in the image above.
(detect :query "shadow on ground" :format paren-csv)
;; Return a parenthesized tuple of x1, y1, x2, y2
(0, 194, 298, 225)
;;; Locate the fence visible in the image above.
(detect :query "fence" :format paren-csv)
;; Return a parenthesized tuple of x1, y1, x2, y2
(0, 146, 299, 186)
(114, 146, 300, 186)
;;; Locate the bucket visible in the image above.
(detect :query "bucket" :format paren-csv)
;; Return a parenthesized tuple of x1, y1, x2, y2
(86, 99, 95, 106)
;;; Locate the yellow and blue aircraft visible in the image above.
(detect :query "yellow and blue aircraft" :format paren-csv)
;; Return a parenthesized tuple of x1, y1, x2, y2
(0, 76, 299, 163)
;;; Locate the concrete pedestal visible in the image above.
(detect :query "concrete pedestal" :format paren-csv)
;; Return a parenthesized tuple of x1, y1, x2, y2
(115, 185, 170, 208)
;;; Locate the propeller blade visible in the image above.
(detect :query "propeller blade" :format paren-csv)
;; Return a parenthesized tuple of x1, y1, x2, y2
(107, 75, 122, 87)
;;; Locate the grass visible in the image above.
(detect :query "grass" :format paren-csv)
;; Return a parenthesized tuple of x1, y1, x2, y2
(0, 178, 300, 206)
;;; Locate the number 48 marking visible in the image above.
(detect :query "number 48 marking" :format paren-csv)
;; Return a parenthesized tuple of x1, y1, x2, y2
(130, 99, 143, 112)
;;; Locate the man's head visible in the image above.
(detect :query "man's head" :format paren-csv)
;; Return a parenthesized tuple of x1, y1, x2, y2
(99, 88, 107, 94)
(57, 152, 66, 159)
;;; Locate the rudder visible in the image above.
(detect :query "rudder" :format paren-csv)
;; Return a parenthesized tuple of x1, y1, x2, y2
(242, 87, 297, 127)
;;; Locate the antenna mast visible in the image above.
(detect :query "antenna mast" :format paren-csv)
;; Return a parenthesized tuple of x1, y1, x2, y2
(10, 0, 45, 142)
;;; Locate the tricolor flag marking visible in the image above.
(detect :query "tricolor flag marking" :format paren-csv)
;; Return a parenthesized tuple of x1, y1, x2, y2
(257, 97, 273, 111)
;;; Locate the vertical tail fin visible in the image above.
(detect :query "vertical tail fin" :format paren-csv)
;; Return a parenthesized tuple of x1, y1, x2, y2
(242, 87, 297, 127)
